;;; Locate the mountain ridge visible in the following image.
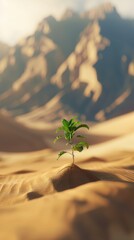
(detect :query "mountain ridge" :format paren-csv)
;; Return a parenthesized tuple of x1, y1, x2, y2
(0, 3, 133, 122)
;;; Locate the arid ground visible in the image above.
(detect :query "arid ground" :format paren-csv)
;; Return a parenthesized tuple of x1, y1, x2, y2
(0, 112, 134, 240)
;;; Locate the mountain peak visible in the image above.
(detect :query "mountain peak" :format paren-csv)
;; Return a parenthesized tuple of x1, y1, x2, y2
(83, 2, 118, 20)
(61, 8, 79, 20)
(36, 15, 57, 34)
(42, 15, 56, 24)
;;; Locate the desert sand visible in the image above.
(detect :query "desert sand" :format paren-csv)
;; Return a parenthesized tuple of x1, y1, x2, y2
(0, 112, 134, 240)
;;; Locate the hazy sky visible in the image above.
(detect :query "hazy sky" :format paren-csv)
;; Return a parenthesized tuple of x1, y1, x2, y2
(0, 0, 134, 45)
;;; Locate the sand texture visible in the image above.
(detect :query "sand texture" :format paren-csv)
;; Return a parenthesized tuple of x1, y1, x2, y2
(0, 113, 134, 240)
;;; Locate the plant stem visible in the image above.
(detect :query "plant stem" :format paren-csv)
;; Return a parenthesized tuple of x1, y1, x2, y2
(69, 141, 75, 165)
(72, 148, 75, 165)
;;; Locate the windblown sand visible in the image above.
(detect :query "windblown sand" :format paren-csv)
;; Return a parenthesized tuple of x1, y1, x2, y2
(0, 113, 134, 240)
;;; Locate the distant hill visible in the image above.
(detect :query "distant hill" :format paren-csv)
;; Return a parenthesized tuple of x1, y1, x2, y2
(0, 42, 9, 59)
(0, 111, 46, 152)
(0, 2, 134, 122)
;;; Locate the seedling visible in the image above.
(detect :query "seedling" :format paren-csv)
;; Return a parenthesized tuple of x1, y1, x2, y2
(54, 117, 89, 165)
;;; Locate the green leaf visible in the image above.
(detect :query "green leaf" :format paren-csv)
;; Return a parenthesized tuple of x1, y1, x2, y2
(72, 121, 81, 127)
(62, 119, 69, 127)
(69, 117, 80, 124)
(69, 121, 82, 133)
(77, 135, 85, 138)
(53, 135, 63, 143)
(73, 145, 83, 152)
(68, 116, 78, 126)
(57, 151, 67, 160)
(75, 124, 89, 131)
(73, 141, 89, 152)
(61, 119, 69, 132)
(79, 141, 89, 148)
(68, 118, 74, 126)
(65, 132, 73, 141)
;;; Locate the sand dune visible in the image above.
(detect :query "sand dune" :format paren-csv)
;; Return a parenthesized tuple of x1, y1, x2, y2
(0, 181, 134, 240)
(90, 112, 134, 136)
(0, 112, 134, 239)
(0, 111, 47, 152)
(16, 112, 134, 153)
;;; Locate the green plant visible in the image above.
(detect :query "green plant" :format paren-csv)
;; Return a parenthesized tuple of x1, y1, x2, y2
(54, 117, 89, 165)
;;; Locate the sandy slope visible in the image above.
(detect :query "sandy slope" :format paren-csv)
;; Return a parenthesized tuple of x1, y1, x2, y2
(0, 112, 134, 240)
(0, 111, 47, 152)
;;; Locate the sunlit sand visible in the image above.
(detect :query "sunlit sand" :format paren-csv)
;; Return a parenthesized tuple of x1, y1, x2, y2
(0, 112, 134, 239)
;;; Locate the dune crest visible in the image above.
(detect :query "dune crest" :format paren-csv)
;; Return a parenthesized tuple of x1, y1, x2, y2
(51, 164, 99, 191)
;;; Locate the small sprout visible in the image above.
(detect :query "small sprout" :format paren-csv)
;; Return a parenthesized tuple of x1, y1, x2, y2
(54, 117, 89, 165)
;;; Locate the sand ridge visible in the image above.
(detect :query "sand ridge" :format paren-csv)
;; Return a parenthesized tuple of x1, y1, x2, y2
(0, 112, 134, 239)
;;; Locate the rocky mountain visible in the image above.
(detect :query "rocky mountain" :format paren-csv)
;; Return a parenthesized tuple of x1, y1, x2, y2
(0, 3, 134, 122)
(0, 42, 9, 59)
